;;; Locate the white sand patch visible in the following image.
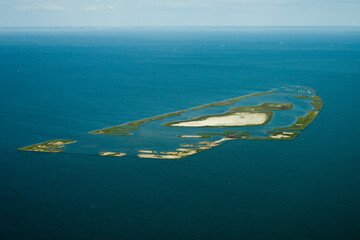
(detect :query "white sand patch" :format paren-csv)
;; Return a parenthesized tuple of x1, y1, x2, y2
(172, 112, 268, 127)
(160, 152, 179, 155)
(138, 154, 181, 159)
(139, 150, 157, 153)
(270, 134, 290, 139)
(176, 148, 190, 152)
(159, 155, 182, 159)
(215, 137, 234, 143)
(179, 135, 203, 138)
(138, 154, 159, 159)
(101, 152, 114, 156)
(100, 152, 126, 157)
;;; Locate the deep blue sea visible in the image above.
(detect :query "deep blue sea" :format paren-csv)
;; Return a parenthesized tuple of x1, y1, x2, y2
(0, 27, 359, 239)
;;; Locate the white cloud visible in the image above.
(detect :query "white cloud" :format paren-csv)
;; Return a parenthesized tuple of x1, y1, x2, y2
(16, 3, 65, 11)
(37, 4, 65, 11)
(16, 5, 37, 11)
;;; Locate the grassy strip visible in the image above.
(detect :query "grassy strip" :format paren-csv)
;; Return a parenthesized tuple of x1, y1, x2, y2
(231, 103, 293, 111)
(19, 139, 76, 152)
(191, 101, 235, 110)
(233, 132, 300, 140)
(164, 111, 273, 128)
(274, 111, 319, 131)
(311, 101, 324, 110)
(125, 110, 186, 127)
(181, 144, 200, 147)
(90, 126, 137, 135)
(226, 133, 251, 137)
(223, 131, 252, 134)
(227, 92, 274, 102)
(179, 135, 211, 138)
(196, 132, 229, 136)
(190, 91, 276, 110)
(196, 132, 251, 137)
(95, 132, 132, 136)
(294, 95, 322, 101)
(90, 111, 185, 134)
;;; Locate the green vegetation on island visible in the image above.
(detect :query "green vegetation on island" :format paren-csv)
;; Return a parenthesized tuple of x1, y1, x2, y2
(223, 131, 252, 134)
(311, 101, 324, 110)
(196, 132, 251, 138)
(234, 131, 300, 140)
(124, 110, 186, 127)
(90, 111, 186, 135)
(191, 101, 235, 110)
(90, 126, 138, 135)
(231, 103, 293, 111)
(274, 111, 319, 131)
(294, 95, 322, 101)
(18, 86, 324, 159)
(19, 140, 77, 152)
(190, 91, 278, 111)
(90, 92, 279, 137)
(181, 144, 200, 147)
(227, 92, 274, 102)
(196, 132, 230, 136)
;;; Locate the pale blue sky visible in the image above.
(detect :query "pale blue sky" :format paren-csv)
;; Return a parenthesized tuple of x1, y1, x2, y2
(1, 0, 359, 27)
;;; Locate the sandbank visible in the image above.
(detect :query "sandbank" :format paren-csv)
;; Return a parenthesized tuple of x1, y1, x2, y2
(170, 112, 270, 127)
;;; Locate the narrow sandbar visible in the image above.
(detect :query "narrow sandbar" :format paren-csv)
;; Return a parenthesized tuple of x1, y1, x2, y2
(139, 150, 157, 154)
(100, 152, 126, 157)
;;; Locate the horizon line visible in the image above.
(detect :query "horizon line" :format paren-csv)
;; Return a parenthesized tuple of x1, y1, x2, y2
(0, 25, 359, 29)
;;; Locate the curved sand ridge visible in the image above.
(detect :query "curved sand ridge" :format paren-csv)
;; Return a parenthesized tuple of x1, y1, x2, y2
(171, 112, 269, 127)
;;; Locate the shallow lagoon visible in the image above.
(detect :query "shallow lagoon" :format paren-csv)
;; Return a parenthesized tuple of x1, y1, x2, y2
(61, 86, 317, 157)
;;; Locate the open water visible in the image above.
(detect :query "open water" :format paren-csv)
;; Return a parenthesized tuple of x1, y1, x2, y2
(0, 27, 359, 239)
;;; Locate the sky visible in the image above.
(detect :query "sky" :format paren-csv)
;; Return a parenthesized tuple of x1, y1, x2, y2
(0, 0, 359, 27)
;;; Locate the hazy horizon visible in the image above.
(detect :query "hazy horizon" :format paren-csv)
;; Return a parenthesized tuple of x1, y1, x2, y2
(1, 0, 359, 27)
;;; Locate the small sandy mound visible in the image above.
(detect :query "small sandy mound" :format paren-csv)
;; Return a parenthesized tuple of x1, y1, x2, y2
(270, 134, 290, 139)
(139, 150, 157, 153)
(179, 135, 203, 138)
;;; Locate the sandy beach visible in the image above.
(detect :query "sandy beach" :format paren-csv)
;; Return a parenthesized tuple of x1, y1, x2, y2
(171, 112, 268, 127)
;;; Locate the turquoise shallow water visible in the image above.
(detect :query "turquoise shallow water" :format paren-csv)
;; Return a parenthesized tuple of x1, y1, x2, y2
(0, 27, 359, 239)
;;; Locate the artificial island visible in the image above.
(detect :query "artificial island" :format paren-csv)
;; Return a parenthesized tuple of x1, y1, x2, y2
(19, 86, 323, 159)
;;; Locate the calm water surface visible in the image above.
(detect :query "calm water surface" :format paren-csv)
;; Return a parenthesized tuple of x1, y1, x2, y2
(0, 27, 359, 239)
